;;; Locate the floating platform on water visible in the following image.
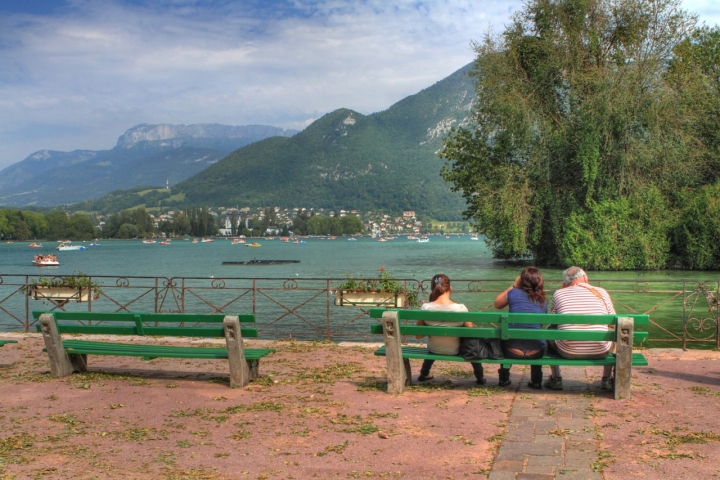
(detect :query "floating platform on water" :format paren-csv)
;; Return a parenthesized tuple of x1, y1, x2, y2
(222, 259, 301, 265)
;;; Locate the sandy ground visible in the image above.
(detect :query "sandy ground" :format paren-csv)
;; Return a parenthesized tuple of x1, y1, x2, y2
(0, 335, 718, 480)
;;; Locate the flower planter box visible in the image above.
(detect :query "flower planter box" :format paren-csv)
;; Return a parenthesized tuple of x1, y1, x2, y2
(30, 286, 92, 303)
(334, 290, 407, 308)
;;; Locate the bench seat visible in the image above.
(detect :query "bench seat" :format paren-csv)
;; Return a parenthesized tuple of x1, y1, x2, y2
(374, 345, 648, 367)
(60, 339, 274, 361)
(0, 340, 18, 347)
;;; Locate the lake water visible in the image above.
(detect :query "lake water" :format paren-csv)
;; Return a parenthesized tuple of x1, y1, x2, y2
(0, 236, 712, 281)
(1, 236, 718, 346)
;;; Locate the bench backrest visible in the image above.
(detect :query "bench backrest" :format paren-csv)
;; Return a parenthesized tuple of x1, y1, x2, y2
(32, 311, 258, 338)
(369, 309, 649, 343)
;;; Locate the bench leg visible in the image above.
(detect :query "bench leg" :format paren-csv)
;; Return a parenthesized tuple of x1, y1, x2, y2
(39, 314, 75, 377)
(247, 360, 260, 381)
(224, 316, 250, 388)
(69, 354, 88, 373)
(382, 311, 407, 394)
(615, 317, 634, 400)
(404, 358, 412, 386)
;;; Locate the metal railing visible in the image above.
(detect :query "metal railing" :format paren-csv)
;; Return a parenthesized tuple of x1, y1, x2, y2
(0, 274, 717, 349)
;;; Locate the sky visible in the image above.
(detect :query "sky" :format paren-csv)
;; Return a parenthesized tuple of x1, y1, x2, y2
(1, 0, 719, 170)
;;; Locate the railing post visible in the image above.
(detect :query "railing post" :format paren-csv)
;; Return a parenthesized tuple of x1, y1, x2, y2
(252, 278, 256, 315)
(181, 278, 186, 313)
(326, 279, 331, 341)
(24, 275, 30, 332)
(154, 277, 158, 313)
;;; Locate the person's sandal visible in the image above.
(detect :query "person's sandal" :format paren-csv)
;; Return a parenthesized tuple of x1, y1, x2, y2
(601, 376, 614, 391)
(528, 381, 542, 390)
(418, 374, 434, 382)
(543, 376, 563, 390)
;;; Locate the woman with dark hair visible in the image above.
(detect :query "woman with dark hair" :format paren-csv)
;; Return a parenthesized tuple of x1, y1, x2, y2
(493, 267, 548, 389)
(416, 274, 486, 384)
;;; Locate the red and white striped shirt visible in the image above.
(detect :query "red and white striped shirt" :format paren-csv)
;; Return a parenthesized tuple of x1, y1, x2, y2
(550, 283, 614, 356)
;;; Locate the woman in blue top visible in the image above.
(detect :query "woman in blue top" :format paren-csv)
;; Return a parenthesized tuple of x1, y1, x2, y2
(493, 267, 548, 389)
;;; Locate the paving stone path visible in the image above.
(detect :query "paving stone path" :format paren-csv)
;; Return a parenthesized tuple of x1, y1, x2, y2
(489, 366, 605, 480)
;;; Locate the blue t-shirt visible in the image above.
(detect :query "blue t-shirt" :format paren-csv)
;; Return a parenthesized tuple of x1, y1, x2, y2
(506, 288, 547, 349)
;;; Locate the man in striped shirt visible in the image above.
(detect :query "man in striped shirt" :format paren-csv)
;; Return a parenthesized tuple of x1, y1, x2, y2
(544, 266, 615, 391)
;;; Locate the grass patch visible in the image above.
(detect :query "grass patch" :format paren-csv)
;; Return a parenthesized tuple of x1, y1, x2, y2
(467, 386, 504, 397)
(436, 366, 474, 378)
(222, 402, 285, 414)
(113, 427, 169, 442)
(295, 362, 364, 384)
(317, 440, 349, 457)
(0, 434, 35, 454)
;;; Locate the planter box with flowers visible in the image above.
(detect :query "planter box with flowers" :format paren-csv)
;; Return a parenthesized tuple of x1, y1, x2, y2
(28, 272, 103, 304)
(334, 267, 419, 308)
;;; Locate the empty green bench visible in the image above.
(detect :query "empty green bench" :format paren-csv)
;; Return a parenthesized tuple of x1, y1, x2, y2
(0, 340, 18, 347)
(369, 309, 649, 400)
(33, 311, 274, 388)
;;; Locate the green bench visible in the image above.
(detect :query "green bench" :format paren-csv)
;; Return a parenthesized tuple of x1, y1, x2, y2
(33, 311, 274, 388)
(369, 309, 649, 400)
(0, 340, 18, 347)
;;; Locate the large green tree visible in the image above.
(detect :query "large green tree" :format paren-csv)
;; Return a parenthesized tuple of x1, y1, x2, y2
(441, 0, 706, 269)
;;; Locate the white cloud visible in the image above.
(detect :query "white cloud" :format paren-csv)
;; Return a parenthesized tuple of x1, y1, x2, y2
(0, 0, 717, 169)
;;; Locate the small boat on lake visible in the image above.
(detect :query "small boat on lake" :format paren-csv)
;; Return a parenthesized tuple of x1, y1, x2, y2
(57, 242, 86, 251)
(231, 238, 246, 244)
(159, 240, 171, 245)
(417, 238, 429, 243)
(246, 242, 262, 247)
(28, 243, 43, 248)
(471, 234, 479, 241)
(201, 238, 214, 243)
(142, 239, 156, 244)
(33, 254, 59, 266)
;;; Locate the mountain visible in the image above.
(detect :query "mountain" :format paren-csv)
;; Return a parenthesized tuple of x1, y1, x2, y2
(175, 64, 475, 219)
(0, 124, 298, 206)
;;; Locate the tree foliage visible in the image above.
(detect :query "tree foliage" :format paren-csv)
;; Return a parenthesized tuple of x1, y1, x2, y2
(441, 0, 719, 269)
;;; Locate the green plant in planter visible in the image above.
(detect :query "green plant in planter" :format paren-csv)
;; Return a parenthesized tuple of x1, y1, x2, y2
(335, 267, 419, 308)
(31, 271, 103, 297)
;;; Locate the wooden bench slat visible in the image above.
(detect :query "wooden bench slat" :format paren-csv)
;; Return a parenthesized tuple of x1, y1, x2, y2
(37, 324, 258, 338)
(32, 311, 257, 323)
(374, 345, 649, 367)
(368, 308, 650, 326)
(369, 323, 649, 342)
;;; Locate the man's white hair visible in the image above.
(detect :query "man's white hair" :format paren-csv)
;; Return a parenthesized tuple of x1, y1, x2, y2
(563, 266, 586, 285)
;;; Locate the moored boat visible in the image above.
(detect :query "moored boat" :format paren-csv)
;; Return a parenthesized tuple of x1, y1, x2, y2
(201, 238, 214, 243)
(142, 239, 156, 244)
(28, 243, 43, 248)
(245, 242, 262, 247)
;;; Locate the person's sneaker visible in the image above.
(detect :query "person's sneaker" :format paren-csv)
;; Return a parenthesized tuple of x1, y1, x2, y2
(527, 381, 542, 390)
(543, 376, 563, 390)
(601, 376, 614, 391)
(417, 374, 434, 382)
(476, 378, 487, 386)
(498, 379, 511, 387)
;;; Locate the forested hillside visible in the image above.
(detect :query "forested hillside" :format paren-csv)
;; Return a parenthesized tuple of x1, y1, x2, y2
(175, 64, 474, 219)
